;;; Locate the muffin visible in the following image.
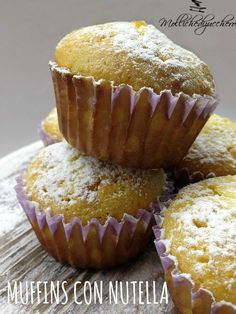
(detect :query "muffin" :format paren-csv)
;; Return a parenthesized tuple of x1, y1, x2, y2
(39, 108, 62, 145)
(153, 176, 236, 313)
(50, 21, 218, 168)
(175, 114, 236, 187)
(15, 142, 172, 269)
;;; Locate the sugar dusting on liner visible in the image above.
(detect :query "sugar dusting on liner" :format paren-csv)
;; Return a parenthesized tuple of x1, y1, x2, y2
(153, 178, 236, 314)
(15, 175, 174, 269)
(38, 124, 60, 146)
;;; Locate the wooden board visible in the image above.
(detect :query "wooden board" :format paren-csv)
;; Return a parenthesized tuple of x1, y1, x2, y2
(0, 142, 177, 314)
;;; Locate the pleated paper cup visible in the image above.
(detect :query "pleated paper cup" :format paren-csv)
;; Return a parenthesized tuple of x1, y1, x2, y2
(153, 207, 236, 314)
(15, 176, 173, 269)
(49, 61, 218, 169)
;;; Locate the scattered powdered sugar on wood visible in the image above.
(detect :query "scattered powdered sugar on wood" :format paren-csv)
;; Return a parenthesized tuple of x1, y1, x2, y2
(0, 142, 42, 238)
(0, 177, 25, 237)
(26, 142, 161, 206)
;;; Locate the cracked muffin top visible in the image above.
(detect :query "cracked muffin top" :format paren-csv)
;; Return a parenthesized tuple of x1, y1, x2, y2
(55, 21, 215, 96)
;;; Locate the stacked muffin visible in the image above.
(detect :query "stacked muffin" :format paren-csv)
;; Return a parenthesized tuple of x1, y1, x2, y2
(15, 21, 236, 313)
(40, 111, 236, 181)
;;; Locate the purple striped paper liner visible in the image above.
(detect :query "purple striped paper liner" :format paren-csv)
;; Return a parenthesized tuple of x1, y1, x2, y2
(49, 61, 219, 169)
(153, 200, 236, 314)
(15, 173, 174, 269)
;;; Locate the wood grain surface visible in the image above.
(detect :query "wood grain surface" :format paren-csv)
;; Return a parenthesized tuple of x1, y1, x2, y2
(0, 142, 177, 314)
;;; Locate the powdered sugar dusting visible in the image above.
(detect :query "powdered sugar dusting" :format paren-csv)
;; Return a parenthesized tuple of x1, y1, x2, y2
(25, 142, 164, 206)
(171, 197, 236, 258)
(82, 21, 196, 67)
(0, 142, 42, 238)
(62, 21, 214, 96)
(166, 176, 236, 291)
(181, 114, 236, 173)
(0, 177, 24, 237)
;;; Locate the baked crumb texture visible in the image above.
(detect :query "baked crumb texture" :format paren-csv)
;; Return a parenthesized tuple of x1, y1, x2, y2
(50, 21, 218, 168)
(16, 142, 172, 269)
(24, 142, 165, 224)
(179, 114, 236, 177)
(175, 114, 236, 188)
(55, 21, 215, 96)
(39, 108, 62, 146)
(154, 176, 236, 313)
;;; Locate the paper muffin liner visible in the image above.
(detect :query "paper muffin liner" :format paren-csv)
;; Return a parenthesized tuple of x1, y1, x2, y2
(38, 124, 61, 146)
(49, 61, 218, 169)
(174, 167, 216, 190)
(153, 204, 236, 314)
(15, 175, 174, 269)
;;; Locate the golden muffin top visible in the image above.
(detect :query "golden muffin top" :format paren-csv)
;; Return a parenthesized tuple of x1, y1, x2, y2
(42, 108, 63, 141)
(24, 142, 166, 224)
(163, 176, 236, 304)
(179, 114, 236, 176)
(55, 21, 214, 96)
